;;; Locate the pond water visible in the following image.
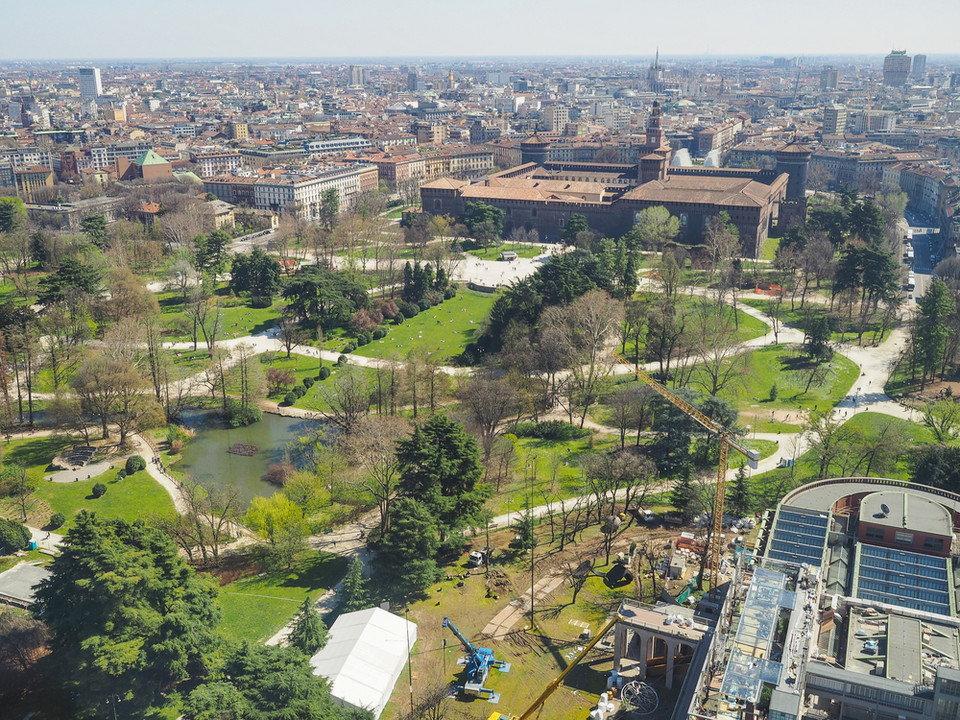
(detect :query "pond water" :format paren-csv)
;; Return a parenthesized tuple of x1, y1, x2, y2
(177, 409, 321, 507)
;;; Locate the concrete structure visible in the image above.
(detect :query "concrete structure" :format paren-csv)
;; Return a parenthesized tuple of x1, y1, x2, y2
(820, 67, 839, 92)
(912, 54, 927, 80)
(78, 67, 102, 101)
(677, 478, 960, 720)
(0, 563, 51, 609)
(191, 151, 242, 178)
(883, 51, 912, 87)
(309, 607, 416, 719)
(823, 105, 848, 135)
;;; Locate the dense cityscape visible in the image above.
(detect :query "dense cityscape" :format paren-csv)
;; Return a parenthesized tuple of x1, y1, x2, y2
(2, 20, 960, 720)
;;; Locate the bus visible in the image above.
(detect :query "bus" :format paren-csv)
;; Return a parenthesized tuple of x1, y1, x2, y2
(906, 273, 916, 291)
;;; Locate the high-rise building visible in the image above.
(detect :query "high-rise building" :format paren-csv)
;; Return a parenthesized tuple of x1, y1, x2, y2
(912, 53, 927, 79)
(349, 65, 367, 86)
(882, 50, 911, 86)
(541, 103, 569, 132)
(823, 105, 848, 135)
(819, 67, 839, 91)
(78, 67, 102, 101)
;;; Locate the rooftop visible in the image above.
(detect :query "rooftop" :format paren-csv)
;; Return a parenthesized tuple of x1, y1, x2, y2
(860, 490, 953, 537)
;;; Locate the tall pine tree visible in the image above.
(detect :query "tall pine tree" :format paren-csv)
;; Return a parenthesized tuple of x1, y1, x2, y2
(339, 556, 372, 613)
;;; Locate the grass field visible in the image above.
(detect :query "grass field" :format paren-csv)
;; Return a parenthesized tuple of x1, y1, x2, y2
(465, 241, 543, 259)
(759, 236, 780, 262)
(157, 290, 283, 342)
(749, 412, 934, 507)
(741, 298, 893, 345)
(217, 551, 348, 644)
(352, 290, 497, 362)
(249, 352, 380, 413)
(0, 436, 175, 530)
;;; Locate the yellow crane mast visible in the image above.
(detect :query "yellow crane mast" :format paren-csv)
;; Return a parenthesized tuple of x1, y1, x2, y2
(614, 355, 758, 598)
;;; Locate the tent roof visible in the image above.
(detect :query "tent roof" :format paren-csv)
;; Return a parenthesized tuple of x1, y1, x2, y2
(310, 607, 417, 720)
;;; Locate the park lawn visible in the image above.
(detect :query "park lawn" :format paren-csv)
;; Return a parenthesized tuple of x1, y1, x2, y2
(251, 352, 379, 413)
(33, 467, 176, 531)
(741, 298, 893, 345)
(465, 241, 543, 259)
(750, 412, 935, 507)
(161, 348, 214, 376)
(217, 551, 348, 643)
(352, 290, 497, 363)
(157, 289, 283, 342)
(760, 236, 780, 262)
(487, 432, 621, 516)
(690, 344, 859, 432)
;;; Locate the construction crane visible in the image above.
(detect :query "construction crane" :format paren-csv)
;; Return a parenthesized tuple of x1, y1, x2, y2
(442, 616, 510, 702)
(487, 614, 623, 720)
(615, 355, 759, 599)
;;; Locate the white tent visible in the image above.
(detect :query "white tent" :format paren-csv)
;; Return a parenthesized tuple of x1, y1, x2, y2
(310, 607, 417, 719)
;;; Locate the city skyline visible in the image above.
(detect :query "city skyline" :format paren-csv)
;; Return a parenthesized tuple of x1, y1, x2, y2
(4, 0, 960, 61)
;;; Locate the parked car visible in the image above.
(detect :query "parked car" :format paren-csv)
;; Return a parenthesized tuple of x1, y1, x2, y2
(466, 550, 485, 567)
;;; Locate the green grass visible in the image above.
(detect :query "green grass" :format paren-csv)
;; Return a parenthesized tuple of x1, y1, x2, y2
(884, 352, 919, 399)
(741, 298, 892, 345)
(218, 552, 348, 643)
(692, 344, 859, 431)
(759, 236, 780, 262)
(157, 289, 283, 342)
(251, 352, 380, 412)
(749, 412, 934, 507)
(161, 348, 214, 375)
(465, 241, 543, 259)
(352, 290, 497, 362)
(0, 436, 176, 530)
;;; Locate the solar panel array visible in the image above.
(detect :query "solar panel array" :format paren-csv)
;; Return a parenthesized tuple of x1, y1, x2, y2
(856, 545, 952, 616)
(766, 506, 829, 568)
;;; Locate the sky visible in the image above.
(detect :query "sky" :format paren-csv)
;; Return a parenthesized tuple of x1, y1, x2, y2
(5, 0, 959, 61)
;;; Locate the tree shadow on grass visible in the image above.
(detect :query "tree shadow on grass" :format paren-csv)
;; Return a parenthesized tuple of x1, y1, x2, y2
(5, 436, 74, 470)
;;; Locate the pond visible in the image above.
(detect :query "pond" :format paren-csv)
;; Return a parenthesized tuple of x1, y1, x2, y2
(177, 409, 322, 507)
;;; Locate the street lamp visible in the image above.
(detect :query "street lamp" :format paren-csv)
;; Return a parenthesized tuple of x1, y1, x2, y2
(105, 694, 121, 720)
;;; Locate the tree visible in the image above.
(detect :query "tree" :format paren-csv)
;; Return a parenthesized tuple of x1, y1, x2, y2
(920, 399, 960, 445)
(0, 518, 30, 552)
(462, 201, 504, 248)
(244, 493, 308, 568)
(376, 497, 441, 599)
(288, 597, 329, 656)
(510, 509, 538, 551)
(704, 211, 740, 284)
(229, 247, 282, 299)
(1, 463, 33, 522)
(193, 230, 231, 276)
(669, 470, 697, 523)
(71, 354, 136, 440)
(0, 608, 48, 700)
(914, 279, 955, 389)
(457, 373, 517, 463)
(395, 414, 486, 553)
(319, 188, 340, 231)
(80, 214, 107, 248)
(278, 317, 308, 358)
(0, 197, 26, 233)
(34, 513, 220, 715)
(339, 557, 372, 613)
(726, 463, 752, 517)
(185, 642, 367, 720)
(282, 266, 369, 328)
(628, 205, 679, 254)
(316, 365, 371, 434)
(36, 257, 102, 306)
(909, 445, 960, 492)
(339, 415, 408, 535)
(561, 213, 589, 245)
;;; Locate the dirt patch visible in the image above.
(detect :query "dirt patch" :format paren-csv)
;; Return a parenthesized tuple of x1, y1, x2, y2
(206, 551, 263, 585)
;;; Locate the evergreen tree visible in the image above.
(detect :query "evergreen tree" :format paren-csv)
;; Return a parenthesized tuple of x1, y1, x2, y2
(727, 463, 753, 517)
(376, 497, 441, 599)
(670, 469, 697, 523)
(288, 597, 329, 656)
(80, 214, 108, 248)
(339, 556, 372, 613)
(510, 509, 538, 551)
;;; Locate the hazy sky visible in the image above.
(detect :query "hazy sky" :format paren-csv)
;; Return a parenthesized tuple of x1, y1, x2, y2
(5, 0, 959, 60)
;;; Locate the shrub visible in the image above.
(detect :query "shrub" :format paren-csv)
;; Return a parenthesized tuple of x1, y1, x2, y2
(318, 366, 331, 380)
(259, 351, 276, 364)
(303, 376, 315, 389)
(48, 512, 66, 530)
(337, 355, 348, 366)
(292, 385, 307, 399)
(357, 332, 372, 346)
(125, 455, 146, 475)
(263, 463, 296, 486)
(342, 342, 357, 353)
(284, 392, 298, 405)
(443, 286, 457, 300)
(224, 398, 262, 427)
(418, 299, 432, 313)
(372, 327, 387, 340)
(427, 291, 442, 307)
(267, 366, 296, 394)
(399, 302, 419, 318)
(377, 300, 399, 319)
(116, 470, 127, 481)
(394, 312, 405, 325)
(349, 308, 383, 333)
(512, 420, 591, 441)
(0, 518, 30, 552)
(250, 295, 273, 308)
(92, 483, 108, 498)
(769, 383, 779, 402)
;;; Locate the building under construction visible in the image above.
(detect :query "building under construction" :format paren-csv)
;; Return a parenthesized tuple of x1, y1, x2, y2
(640, 477, 960, 720)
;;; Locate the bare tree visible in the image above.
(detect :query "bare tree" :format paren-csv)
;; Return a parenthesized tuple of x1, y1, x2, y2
(316, 364, 371, 433)
(457, 373, 517, 463)
(278, 317, 307, 358)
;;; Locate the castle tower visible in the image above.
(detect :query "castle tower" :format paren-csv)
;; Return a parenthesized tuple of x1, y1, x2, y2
(775, 142, 812, 201)
(638, 101, 670, 183)
(520, 132, 551, 166)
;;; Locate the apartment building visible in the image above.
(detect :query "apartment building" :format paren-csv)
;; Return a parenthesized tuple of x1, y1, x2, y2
(305, 137, 373, 156)
(191, 151, 243, 178)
